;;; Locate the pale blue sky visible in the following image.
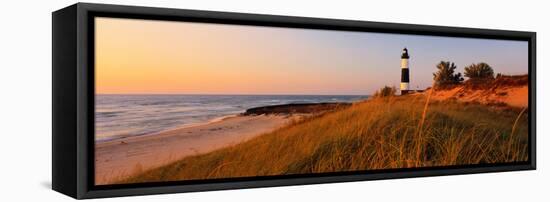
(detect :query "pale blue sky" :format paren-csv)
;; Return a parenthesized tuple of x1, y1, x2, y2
(253, 26, 528, 94)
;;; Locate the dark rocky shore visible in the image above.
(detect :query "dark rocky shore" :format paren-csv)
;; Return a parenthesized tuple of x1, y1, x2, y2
(243, 103, 351, 115)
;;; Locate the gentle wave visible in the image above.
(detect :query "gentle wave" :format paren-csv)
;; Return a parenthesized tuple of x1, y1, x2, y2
(95, 94, 367, 142)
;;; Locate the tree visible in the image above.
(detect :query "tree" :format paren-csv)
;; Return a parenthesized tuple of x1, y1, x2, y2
(465, 63, 494, 79)
(373, 86, 396, 97)
(433, 61, 464, 88)
(464, 62, 494, 80)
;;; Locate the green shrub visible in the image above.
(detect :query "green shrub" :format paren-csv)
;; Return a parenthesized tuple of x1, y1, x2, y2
(465, 62, 494, 80)
(373, 86, 396, 97)
(433, 61, 464, 88)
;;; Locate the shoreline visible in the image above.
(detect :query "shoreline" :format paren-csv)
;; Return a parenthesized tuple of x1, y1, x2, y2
(95, 113, 241, 144)
(95, 114, 297, 185)
(95, 102, 348, 185)
(96, 102, 352, 144)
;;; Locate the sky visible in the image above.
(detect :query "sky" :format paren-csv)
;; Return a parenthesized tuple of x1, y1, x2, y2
(95, 17, 528, 95)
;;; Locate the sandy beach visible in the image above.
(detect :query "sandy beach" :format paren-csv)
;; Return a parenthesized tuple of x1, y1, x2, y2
(95, 114, 298, 185)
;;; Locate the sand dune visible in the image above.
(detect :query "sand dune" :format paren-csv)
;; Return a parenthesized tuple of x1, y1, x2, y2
(429, 84, 528, 108)
(121, 96, 528, 183)
(95, 114, 298, 185)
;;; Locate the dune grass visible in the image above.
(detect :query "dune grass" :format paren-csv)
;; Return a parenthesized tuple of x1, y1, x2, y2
(119, 95, 529, 184)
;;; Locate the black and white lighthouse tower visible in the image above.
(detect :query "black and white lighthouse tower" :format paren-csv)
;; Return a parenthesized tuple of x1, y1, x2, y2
(400, 48, 410, 95)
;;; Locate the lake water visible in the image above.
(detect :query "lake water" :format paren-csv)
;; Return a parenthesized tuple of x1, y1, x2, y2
(95, 94, 367, 141)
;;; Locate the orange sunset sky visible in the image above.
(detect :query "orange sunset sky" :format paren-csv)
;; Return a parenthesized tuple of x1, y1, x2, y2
(95, 17, 527, 95)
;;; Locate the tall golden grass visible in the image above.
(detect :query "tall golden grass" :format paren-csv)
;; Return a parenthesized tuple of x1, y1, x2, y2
(119, 95, 529, 184)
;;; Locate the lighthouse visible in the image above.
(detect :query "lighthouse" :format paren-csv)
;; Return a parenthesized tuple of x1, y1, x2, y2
(400, 48, 410, 95)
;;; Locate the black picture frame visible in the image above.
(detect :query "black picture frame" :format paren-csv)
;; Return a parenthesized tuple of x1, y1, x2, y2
(52, 3, 536, 199)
